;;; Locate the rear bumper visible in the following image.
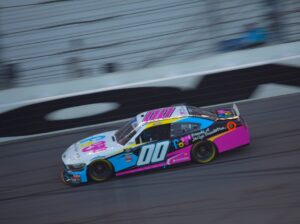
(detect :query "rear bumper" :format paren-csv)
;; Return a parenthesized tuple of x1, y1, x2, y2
(61, 166, 88, 185)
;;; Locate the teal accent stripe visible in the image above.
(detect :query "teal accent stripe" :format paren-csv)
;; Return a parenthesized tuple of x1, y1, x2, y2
(176, 117, 214, 129)
(108, 153, 138, 172)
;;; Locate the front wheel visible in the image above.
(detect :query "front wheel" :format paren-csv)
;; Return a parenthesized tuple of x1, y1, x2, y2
(88, 160, 114, 182)
(191, 141, 217, 164)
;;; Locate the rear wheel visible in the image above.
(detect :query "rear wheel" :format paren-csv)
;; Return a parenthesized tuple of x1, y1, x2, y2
(88, 160, 114, 182)
(191, 141, 217, 164)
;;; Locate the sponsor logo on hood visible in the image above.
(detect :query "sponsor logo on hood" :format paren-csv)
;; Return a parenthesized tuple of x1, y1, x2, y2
(77, 132, 121, 155)
(82, 141, 107, 153)
(79, 134, 108, 153)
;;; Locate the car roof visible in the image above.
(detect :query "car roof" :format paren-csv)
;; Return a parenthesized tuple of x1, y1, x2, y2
(136, 105, 189, 125)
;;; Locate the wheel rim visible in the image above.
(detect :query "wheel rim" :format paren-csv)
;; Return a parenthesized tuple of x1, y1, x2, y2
(193, 143, 215, 163)
(89, 161, 112, 181)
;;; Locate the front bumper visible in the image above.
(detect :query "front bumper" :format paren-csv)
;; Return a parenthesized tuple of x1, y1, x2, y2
(61, 166, 88, 185)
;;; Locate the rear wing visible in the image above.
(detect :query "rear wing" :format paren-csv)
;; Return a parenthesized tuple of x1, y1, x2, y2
(215, 104, 240, 120)
(232, 103, 240, 117)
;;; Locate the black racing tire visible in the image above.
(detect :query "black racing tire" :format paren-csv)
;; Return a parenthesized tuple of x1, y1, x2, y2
(88, 160, 114, 182)
(191, 141, 217, 164)
(61, 170, 68, 185)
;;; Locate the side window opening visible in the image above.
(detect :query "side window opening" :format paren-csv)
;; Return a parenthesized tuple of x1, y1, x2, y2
(170, 123, 200, 138)
(135, 124, 170, 144)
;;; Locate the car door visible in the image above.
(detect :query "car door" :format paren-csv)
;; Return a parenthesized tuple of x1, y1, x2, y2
(134, 124, 171, 167)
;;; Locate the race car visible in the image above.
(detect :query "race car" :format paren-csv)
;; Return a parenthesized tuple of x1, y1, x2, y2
(61, 104, 250, 185)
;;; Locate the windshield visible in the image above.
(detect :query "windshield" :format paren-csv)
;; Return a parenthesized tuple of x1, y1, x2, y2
(187, 106, 216, 119)
(115, 118, 138, 145)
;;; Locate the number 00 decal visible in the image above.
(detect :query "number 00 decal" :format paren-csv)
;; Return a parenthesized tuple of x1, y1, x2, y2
(137, 141, 169, 166)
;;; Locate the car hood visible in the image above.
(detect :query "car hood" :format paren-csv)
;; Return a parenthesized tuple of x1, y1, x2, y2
(62, 130, 123, 165)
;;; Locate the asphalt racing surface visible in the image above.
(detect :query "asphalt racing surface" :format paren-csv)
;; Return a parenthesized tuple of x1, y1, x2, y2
(0, 93, 300, 224)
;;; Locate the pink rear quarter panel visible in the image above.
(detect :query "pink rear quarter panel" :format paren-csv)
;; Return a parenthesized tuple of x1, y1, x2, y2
(213, 126, 250, 153)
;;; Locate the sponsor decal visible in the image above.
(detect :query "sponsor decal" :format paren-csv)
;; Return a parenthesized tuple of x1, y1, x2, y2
(79, 135, 105, 149)
(226, 121, 237, 130)
(80, 135, 105, 143)
(82, 141, 107, 153)
(125, 154, 133, 163)
(173, 135, 192, 149)
(217, 109, 232, 115)
(192, 127, 226, 141)
(217, 109, 233, 118)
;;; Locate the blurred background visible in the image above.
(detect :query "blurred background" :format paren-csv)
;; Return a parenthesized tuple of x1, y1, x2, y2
(0, 0, 299, 89)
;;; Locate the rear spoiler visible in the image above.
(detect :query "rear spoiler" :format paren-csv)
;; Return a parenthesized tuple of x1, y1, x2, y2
(215, 104, 240, 120)
(232, 103, 240, 117)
